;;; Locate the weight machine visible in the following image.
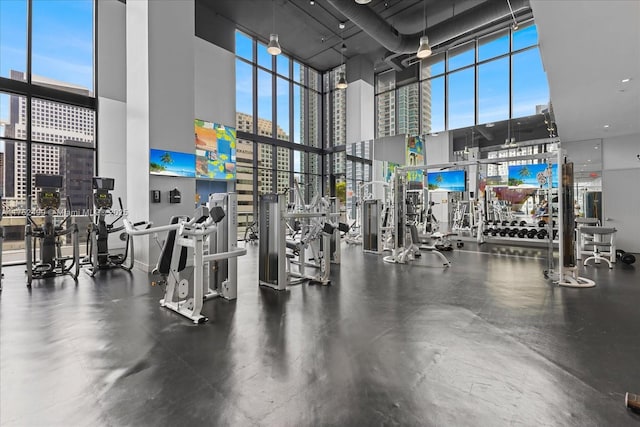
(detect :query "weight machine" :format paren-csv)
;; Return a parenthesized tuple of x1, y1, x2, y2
(258, 191, 337, 291)
(383, 168, 451, 267)
(25, 174, 79, 286)
(124, 193, 246, 324)
(84, 177, 134, 276)
(359, 181, 393, 254)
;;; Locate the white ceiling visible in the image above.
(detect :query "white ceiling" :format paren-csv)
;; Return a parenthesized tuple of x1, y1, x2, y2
(531, 0, 640, 143)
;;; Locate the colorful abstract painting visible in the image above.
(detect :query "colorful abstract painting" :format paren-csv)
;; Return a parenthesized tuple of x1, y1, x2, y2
(406, 136, 424, 183)
(195, 119, 237, 180)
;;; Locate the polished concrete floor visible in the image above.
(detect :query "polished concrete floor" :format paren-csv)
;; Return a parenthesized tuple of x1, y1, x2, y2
(1, 242, 639, 426)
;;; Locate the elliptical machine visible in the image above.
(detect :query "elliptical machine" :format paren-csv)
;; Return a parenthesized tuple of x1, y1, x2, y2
(25, 174, 79, 287)
(84, 177, 133, 276)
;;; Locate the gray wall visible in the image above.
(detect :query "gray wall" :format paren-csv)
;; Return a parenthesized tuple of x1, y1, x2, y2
(602, 133, 640, 252)
(346, 80, 374, 146)
(97, 0, 127, 250)
(126, 0, 152, 268)
(194, 36, 235, 128)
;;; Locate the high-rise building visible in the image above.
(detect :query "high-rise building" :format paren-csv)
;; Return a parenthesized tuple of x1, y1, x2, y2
(4, 71, 94, 209)
(331, 66, 346, 146)
(235, 112, 291, 226)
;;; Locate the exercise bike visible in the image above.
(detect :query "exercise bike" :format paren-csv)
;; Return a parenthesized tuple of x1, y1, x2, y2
(84, 177, 133, 276)
(25, 174, 79, 287)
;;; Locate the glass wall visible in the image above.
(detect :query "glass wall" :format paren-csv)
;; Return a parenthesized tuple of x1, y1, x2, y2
(234, 30, 324, 239)
(0, 0, 96, 263)
(375, 21, 549, 138)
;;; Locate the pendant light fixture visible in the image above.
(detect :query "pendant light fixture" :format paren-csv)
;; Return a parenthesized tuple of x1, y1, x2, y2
(267, 0, 282, 55)
(506, 0, 519, 30)
(416, 0, 432, 59)
(336, 23, 348, 89)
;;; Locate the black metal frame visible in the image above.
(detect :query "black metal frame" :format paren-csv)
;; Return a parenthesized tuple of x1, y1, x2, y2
(375, 20, 541, 140)
(0, 0, 97, 213)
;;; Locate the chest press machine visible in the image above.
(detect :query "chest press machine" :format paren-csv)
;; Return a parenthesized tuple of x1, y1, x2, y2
(124, 193, 246, 324)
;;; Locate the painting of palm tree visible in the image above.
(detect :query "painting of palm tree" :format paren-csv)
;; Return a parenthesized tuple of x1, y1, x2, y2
(160, 152, 174, 166)
(518, 165, 531, 179)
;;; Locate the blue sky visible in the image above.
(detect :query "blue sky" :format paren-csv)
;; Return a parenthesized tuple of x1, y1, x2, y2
(0, 0, 93, 132)
(0, 3, 547, 148)
(236, 24, 547, 137)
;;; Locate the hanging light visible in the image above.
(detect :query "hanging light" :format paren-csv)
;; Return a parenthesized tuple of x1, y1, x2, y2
(506, 0, 518, 30)
(267, 34, 281, 55)
(355, 0, 372, 4)
(416, 0, 432, 59)
(267, 0, 281, 56)
(337, 26, 348, 89)
(337, 72, 348, 89)
(416, 36, 432, 59)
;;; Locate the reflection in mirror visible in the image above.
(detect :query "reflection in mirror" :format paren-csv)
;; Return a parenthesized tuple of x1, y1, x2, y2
(562, 139, 602, 219)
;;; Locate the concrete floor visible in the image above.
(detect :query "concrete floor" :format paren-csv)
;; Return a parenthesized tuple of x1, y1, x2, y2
(1, 243, 639, 426)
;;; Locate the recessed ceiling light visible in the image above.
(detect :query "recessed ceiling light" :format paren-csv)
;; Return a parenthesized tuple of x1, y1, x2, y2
(594, 146, 599, 149)
(603, 124, 610, 129)
(309, 0, 314, 4)
(587, 159, 591, 162)
(339, 22, 346, 29)
(622, 78, 631, 83)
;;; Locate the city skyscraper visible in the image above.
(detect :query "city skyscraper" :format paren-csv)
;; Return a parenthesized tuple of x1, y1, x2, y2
(3, 70, 94, 209)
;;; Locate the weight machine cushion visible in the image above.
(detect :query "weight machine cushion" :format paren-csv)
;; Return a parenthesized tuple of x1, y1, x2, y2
(322, 223, 336, 234)
(338, 222, 350, 233)
(156, 216, 188, 275)
(209, 206, 226, 224)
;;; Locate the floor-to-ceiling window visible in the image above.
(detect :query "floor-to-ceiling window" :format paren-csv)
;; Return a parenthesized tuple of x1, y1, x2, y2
(374, 21, 549, 138)
(235, 30, 323, 239)
(0, 0, 96, 263)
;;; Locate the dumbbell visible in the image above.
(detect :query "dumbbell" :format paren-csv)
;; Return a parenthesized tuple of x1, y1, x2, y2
(491, 228, 500, 236)
(502, 221, 509, 226)
(527, 229, 538, 238)
(483, 228, 491, 236)
(616, 249, 636, 265)
(538, 220, 547, 227)
(537, 229, 548, 239)
(510, 220, 518, 226)
(517, 229, 528, 238)
(519, 220, 527, 227)
(508, 228, 519, 237)
(499, 228, 510, 237)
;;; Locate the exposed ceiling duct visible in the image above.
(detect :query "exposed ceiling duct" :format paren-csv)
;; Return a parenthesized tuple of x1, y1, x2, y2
(326, 0, 531, 55)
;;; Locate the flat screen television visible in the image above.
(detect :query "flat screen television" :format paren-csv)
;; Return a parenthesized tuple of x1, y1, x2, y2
(508, 163, 558, 188)
(149, 149, 196, 178)
(427, 170, 466, 192)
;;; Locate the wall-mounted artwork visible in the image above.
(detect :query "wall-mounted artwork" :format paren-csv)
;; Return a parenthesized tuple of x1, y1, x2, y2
(385, 162, 400, 182)
(195, 119, 236, 180)
(149, 149, 196, 178)
(508, 163, 558, 188)
(406, 136, 424, 183)
(427, 170, 466, 192)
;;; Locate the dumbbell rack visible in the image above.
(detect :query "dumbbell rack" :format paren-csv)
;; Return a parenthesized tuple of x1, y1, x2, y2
(482, 219, 559, 247)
